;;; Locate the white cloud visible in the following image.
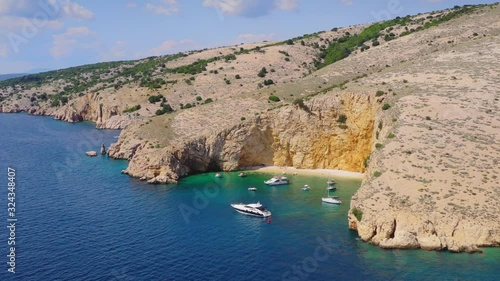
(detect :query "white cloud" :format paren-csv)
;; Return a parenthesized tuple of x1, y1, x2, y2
(202, 0, 296, 17)
(127, 2, 138, 9)
(0, 43, 9, 58)
(101, 41, 128, 62)
(341, 0, 353, 5)
(0, 0, 94, 20)
(0, 15, 63, 34)
(138, 39, 195, 58)
(0, 60, 33, 74)
(275, 0, 298, 11)
(145, 0, 179, 16)
(149, 40, 176, 56)
(235, 33, 275, 44)
(61, 0, 94, 20)
(50, 26, 94, 58)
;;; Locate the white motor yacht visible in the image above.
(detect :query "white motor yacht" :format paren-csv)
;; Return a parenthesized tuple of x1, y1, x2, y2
(231, 202, 272, 218)
(264, 176, 290, 186)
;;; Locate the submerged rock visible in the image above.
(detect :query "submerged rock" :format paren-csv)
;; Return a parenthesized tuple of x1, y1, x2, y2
(86, 151, 98, 157)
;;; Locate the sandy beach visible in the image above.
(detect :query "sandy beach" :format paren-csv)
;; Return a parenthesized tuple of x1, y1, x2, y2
(245, 166, 365, 179)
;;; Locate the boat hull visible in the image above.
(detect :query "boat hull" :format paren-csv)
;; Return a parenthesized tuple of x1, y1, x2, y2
(321, 198, 342, 205)
(265, 182, 289, 186)
(233, 209, 271, 218)
(231, 204, 272, 218)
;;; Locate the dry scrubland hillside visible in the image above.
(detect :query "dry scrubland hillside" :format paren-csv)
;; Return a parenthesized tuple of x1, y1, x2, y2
(1, 4, 499, 252)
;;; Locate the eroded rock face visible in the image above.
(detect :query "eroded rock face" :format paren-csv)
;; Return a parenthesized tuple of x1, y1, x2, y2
(51, 93, 131, 129)
(108, 93, 377, 184)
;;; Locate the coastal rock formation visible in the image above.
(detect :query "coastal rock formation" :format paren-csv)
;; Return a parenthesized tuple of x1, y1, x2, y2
(86, 151, 98, 157)
(109, 93, 376, 183)
(1, 4, 499, 253)
(348, 6, 500, 252)
(100, 144, 106, 155)
(51, 93, 132, 129)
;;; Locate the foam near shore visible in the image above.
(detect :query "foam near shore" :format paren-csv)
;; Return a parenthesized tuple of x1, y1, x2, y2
(245, 166, 364, 179)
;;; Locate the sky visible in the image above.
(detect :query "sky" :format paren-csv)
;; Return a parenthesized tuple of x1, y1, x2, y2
(0, 0, 495, 74)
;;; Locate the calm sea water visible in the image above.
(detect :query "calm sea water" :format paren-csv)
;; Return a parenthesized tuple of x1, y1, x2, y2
(0, 113, 498, 281)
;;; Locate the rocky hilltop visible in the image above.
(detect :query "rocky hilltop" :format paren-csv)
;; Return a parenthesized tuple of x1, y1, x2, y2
(1, 4, 499, 252)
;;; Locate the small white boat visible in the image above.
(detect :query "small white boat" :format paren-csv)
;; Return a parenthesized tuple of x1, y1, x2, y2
(215, 173, 222, 178)
(231, 202, 272, 218)
(264, 176, 290, 186)
(238, 172, 247, 177)
(327, 179, 337, 190)
(302, 185, 310, 191)
(322, 196, 342, 205)
(248, 187, 257, 191)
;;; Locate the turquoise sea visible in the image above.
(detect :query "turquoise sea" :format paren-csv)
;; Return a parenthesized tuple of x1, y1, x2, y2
(0, 113, 498, 280)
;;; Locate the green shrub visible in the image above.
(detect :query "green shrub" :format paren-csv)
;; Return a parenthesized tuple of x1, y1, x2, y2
(241, 117, 246, 121)
(339, 124, 348, 130)
(352, 208, 363, 221)
(374, 171, 382, 177)
(375, 143, 383, 149)
(263, 79, 274, 86)
(123, 104, 141, 113)
(258, 67, 268, 78)
(387, 133, 396, 139)
(269, 95, 281, 102)
(382, 104, 391, 110)
(204, 98, 213, 104)
(235, 74, 241, 79)
(196, 96, 202, 101)
(284, 57, 290, 62)
(148, 94, 163, 104)
(50, 99, 60, 107)
(337, 114, 347, 124)
(155, 103, 174, 115)
(376, 90, 385, 97)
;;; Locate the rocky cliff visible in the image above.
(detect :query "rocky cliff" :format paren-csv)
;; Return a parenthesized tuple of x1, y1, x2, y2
(1, 4, 499, 253)
(108, 93, 376, 183)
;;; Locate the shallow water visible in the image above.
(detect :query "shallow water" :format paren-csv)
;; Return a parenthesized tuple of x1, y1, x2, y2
(0, 114, 498, 280)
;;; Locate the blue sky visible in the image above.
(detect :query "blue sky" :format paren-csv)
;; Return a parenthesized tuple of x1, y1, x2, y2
(0, 0, 495, 74)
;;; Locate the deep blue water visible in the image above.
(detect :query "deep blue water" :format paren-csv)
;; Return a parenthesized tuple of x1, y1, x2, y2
(0, 113, 499, 281)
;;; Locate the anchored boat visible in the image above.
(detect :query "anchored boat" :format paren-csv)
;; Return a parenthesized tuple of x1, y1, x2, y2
(264, 176, 290, 186)
(231, 202, 272, 218)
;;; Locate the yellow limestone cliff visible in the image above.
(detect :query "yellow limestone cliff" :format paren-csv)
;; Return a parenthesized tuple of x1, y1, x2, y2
(108, 93, 376, 183)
